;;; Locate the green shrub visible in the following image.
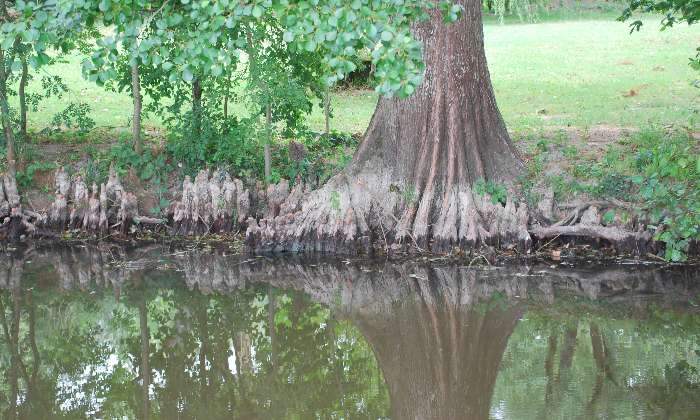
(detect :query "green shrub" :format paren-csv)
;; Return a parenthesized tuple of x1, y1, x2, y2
(274, 130, 358, 186)
(630, 132, 700, 261)
(16, 161, 57, 190)
(474, 178, 508, 205)
(573, 130, 699, 261)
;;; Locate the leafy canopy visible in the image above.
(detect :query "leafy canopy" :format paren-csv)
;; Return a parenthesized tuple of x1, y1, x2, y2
(78, 0, 463, 98)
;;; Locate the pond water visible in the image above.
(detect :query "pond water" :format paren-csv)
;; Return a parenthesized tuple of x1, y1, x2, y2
(1, 246, 699, 419)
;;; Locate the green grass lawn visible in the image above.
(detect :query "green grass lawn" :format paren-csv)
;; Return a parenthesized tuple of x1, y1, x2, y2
(487, 18, 700, 132)
(17, 16, 700, 139)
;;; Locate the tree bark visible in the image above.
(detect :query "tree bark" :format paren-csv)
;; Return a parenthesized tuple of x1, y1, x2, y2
(18, 58, 27, 141)
(0, 46, 16, 176)
(132, 62, 143, 155)
(247, 0, 529, 254)
(264, 104, 272, 182)
(0, 2, 10, 173)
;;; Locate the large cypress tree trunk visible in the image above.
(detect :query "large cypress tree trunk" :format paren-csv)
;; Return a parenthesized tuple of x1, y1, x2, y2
(247, 0, 530, 253)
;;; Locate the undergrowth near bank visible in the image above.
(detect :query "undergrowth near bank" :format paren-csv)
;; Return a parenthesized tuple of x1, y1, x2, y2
(54, 126, 358, 198)
(526, 129, 700, 261)
(5, 124, 698, 262)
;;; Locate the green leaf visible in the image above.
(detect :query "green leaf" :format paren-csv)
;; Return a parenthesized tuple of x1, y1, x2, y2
(252, 5, 263, 18)
(367, 24, 377, 38)
(305, 39, 317, 51)
(36, 53, 50, 66)
(183, 66, 194, 82)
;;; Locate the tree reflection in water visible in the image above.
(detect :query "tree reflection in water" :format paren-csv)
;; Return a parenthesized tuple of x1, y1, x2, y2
(0, 247, 698, 419)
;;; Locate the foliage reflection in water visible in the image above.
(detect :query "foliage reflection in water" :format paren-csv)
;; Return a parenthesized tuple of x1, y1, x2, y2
(0, 246, 699, 419)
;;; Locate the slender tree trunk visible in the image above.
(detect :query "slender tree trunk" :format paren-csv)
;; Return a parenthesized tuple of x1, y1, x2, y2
(247, 0, 530, 254)
(264, 104, 272, 182)
(192, 78, 202, 137)
(0, 47, 16, 176)
(324, 88, 330, 136)
(0, 0, 19, 180)
(132, 62, 143, 154)
(18, 58, 27, 142)
(0, 89, 15, 175)
(223, 71, 231, 120)
(245, 27, 272, 183)
(223, 93, 228, 120)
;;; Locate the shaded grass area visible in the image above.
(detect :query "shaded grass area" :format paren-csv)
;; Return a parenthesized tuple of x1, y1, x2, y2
(15, 17, 700, 142)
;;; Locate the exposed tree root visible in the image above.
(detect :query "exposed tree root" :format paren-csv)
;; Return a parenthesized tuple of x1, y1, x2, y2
(530, 204, 654, 254)
(47, 166, 150, 234)
(244, 172, 673, 257)
(0, 165, 678, 259)
(246, 182, 661, 257)
(246, 158, 532, 254)
(530, 224, 652, 253)
(0, 166, 167, 240)
(0, 172, 42, 240)
(169, 169, 252, 236)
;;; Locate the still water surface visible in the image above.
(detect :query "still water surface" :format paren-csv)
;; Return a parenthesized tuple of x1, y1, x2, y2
(1, 246, 699, 419)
